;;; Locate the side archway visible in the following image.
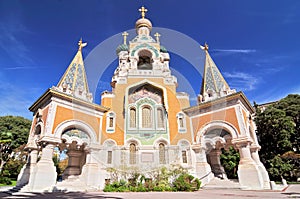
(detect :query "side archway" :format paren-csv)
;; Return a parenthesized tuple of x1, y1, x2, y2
(196, 121, 239, 144)
(53, 119, 97, 145)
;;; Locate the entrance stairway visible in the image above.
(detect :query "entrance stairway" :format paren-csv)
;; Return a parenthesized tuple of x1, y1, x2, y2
(203, 177, 241, 189)
(55, 176, 88, 192)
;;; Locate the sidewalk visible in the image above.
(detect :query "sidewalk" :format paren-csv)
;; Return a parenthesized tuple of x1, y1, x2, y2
(0, 184, 299, 199)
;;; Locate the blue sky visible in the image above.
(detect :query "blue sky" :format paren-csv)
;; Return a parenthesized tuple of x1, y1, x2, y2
(0, 0, 300, 119)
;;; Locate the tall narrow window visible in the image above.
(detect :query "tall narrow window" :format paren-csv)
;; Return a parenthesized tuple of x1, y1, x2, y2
(130, 107, 136, 128)
(129, 143, 136, 164)
(106, 112, 115, 133)
(179, 117, 184, 128)
(107, 151, 112, 164)
(182, 151, 187, 163)
(177, 112, 186, 133)
(109, 117, 114, 128)
(142, 106, 152, 128)
(157, 108, 164, 129)
(159, 143, 166, 164)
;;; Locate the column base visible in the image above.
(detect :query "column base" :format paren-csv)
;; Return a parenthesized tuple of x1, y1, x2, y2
(257, 163, 271, 189)
(16, 163, 30, 186)
(194, 162, 214, 186)
(29, 160, 57, 192)
(238, 161, 264, 190)
(80, 163, 102, 190)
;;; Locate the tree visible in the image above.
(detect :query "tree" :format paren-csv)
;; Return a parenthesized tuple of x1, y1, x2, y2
(220, 146, 240, 179)
(0, 116, 31, 177)
(255, 94, 300, 181)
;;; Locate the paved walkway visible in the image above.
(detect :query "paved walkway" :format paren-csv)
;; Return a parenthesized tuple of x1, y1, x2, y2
(0, 185, 299, 199)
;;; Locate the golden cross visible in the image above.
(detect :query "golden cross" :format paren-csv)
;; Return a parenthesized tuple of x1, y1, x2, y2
(139, 6, 148, 19)
(154, 32, 161, 43)
(122, 31, 128, 45)
(78, 38, 87, 51)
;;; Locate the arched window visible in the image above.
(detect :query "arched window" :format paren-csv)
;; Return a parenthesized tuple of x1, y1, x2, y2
(107, 151, 112, 164)
(159, 143, 166, 164)
(129, 143, 137, 164)
(106, 112, 116, 133)
(157, 108, 165, 129)
(177, 112, 186, 133)
(181, 151, 188, 163)
(137, 50, 152, 70)
(142, 106, 152, 128)
(129, 107, 136, 128)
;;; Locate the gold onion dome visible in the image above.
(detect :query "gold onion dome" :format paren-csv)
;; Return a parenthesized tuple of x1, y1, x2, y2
(135, 18, 152, 31)
(135, 6, 152, 31)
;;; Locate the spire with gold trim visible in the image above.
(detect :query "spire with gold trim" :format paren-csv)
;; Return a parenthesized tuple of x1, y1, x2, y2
(198, 43, 235, 103)
(56, 38, 93, 102)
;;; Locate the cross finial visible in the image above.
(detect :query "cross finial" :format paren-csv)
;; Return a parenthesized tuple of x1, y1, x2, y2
(78, 38, 87, 51)
(122, 31, 129, 45)
(154, 32, 161, 43)
(204, 42, 209, 51)
(139, 6, 148, 19)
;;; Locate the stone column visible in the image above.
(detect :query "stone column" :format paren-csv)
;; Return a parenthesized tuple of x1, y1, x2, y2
(236, 141, 264, 190)
(63, 149, 83, 179)
(250, 146, 270, 189)
(80, 147, 103, 190)
(29, 144, 57, 192)
(209, 148, 227, 179)
(192, 144, 214, 186)
(17, 149, 38, 186)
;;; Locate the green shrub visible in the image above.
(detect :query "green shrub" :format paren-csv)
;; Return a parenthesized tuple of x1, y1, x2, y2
(172, 173, 201, 191)
(0, 177, 12, 185)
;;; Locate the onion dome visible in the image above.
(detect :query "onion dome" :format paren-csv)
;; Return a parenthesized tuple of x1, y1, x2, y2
(160, 45, 167, 53)
(135, 18, 152, 31)
(116, 44, 128, 55)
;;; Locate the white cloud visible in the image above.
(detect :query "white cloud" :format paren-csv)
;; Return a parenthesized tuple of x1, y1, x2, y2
(223, 72, 259, 91)
(213, 49, 257, 54)
(0, 17, 34, 65)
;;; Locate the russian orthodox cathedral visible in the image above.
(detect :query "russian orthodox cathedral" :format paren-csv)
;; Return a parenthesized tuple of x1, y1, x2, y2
(17, 7, 270, 191)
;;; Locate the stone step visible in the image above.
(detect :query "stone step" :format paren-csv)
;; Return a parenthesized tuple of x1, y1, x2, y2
(203, 178, 241, 189)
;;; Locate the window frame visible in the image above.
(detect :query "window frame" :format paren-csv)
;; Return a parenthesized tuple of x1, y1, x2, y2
(106, 112, 116, 133)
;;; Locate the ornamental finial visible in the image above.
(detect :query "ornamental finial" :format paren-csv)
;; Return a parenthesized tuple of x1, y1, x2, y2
(122, 32, 129, 45)
(154, 32, 161, 43)
(78, 38, 87, 51)
(204, 42, 209, 51)
(139, 6, 148, 19)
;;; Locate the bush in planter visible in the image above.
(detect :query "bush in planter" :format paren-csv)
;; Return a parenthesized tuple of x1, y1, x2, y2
(172, 173, 201, 191)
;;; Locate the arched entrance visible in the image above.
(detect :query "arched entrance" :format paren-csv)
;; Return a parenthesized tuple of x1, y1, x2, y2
(204, 128, 236, 179)
(59, 128, 90, 180)
(53, 120, 97, 182)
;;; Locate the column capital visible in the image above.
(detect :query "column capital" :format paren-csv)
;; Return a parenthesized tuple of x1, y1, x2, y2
(232, 136, 252, 148)
(250, 144, 261, 152)
(192, 144, 206, 153)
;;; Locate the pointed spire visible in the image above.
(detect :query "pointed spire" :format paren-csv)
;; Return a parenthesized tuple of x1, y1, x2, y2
(56, 39, 92, 102)
(199, 43, 235, 103)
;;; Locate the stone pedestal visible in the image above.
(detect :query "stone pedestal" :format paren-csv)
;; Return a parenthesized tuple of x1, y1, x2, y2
(209, 149, 227, 179)
(237, 142, 263, 190)
(29, 144, 57, 192)
(251, 147, 270, 189)
(192, 145, 214, 186)
(17, 150, 38, 186)
(63, 149, 83, 179)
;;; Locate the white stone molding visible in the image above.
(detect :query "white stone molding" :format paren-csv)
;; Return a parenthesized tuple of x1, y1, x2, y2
(153, 137, 170, 149)
(53, 119, 97, 145)
(196, 120, 239, 143)
(235, 106, 248, 136)
(44, 102, 57, 135)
